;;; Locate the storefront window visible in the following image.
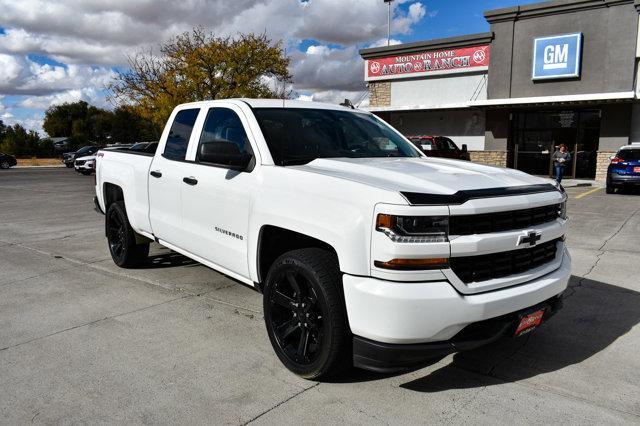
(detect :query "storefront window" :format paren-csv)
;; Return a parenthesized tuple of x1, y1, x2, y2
(511, 110, 600, 179)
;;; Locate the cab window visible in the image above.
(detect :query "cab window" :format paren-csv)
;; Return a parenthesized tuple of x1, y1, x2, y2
(196, 108, 253, 162)
(163, 108, 200, 161)
(435, 137, 458, 151)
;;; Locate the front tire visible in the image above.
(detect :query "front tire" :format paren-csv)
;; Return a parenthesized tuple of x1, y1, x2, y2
(106, 201, 149, 268)
(0, 161, 10, 169)
(606, 183, 615, 194)
(263, 248, 350, 380)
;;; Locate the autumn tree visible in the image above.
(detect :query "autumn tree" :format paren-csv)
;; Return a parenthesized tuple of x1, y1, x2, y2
(108, 28, 292, 127)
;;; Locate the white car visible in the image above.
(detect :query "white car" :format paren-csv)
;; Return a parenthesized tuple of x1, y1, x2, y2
(95, 99, 570, 379)
(75, 146, 134, 175)
(74, 154, 96, 175)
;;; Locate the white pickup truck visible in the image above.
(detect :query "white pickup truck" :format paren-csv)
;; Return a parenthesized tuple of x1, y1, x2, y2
(95, 99, 570, 379)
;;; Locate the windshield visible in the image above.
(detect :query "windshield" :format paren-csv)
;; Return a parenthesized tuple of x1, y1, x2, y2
(618, 149, 640, 161)
(77, 146, 96, 155)
(252, 108, 421, 165)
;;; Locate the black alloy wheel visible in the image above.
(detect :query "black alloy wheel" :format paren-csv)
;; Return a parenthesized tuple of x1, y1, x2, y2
(106, 201, 149, 268)
(107, 206, 127, 262)
(268, 269, 325, 366)
(0, 161, 10, 169)
(263, 248, 350, 380)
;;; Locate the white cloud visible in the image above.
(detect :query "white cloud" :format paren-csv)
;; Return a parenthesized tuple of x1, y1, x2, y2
(393, 2, 426, 34)
(0, 54, 115, 96)
(366, 38, 403, 48)
(0, 0, 429, 135)
(0, 0, 428, 66)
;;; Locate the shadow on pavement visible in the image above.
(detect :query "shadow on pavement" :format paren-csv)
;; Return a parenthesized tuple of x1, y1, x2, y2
(399, 276, 640, 392)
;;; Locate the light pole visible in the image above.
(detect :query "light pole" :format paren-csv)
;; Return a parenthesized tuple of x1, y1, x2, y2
(384, 0, 394, 46)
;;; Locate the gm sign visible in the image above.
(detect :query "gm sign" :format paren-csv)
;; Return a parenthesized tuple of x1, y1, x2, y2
(532, 33, 582, 80)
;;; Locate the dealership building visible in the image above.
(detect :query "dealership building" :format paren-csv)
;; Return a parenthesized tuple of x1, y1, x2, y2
(360, 0, 640, 180)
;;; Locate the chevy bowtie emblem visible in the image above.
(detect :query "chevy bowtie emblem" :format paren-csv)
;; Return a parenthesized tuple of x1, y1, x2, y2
(518, 231, 542, 247)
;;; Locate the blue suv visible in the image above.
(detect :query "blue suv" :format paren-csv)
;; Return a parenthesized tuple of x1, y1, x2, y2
(607, 143, 640, 194)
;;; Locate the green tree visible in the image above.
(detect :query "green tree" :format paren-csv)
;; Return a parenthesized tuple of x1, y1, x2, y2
(42, 100, 159, 147)
(0, 124, 41, 157)
(109, 28, 292, 128)
(109, 106, 160, 143)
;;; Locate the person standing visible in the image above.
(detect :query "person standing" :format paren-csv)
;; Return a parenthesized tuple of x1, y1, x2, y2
(552, 144, 571, 183)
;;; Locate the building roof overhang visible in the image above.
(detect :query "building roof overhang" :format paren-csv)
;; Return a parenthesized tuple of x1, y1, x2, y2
(469, 91, 636, 107)
(484, 0, 638, 24)
(359, 32, 494, 59)
(365, 91, 636, 113)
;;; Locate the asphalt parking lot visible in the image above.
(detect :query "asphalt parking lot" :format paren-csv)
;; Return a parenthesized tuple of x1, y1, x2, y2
(1, 168, 639, 424)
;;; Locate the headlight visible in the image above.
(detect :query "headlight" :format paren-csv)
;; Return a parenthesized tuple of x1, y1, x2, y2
(376, 214, 448, 243)
(559, 200, 567, 220)
(552, 180, 566, 194)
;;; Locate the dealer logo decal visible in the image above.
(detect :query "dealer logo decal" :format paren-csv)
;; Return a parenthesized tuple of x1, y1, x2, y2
(369, 61, 381, 74)
(472, 50, 486, 64)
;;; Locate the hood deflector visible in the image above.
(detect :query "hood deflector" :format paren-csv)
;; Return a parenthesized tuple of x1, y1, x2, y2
(401, 184, 558, 206)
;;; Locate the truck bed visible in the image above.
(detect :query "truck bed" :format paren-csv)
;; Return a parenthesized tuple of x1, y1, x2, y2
(95, 149, 154, 236)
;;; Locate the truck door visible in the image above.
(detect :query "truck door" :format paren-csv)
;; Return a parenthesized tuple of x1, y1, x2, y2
(148, 107, 202, 246)
(178, 105, 256, 278)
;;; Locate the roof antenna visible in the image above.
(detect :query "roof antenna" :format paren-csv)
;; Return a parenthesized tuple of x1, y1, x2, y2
(340, 99, 355, 109)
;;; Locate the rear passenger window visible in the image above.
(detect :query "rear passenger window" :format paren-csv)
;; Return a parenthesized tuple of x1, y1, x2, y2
(163, 108, 200, 161)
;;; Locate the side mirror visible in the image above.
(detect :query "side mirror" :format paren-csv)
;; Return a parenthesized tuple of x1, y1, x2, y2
(199, 141, 252, 171)
(461, 144, 468, 152)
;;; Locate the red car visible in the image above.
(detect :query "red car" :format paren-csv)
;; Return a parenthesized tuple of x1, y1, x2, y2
(407, 136, 470, 161)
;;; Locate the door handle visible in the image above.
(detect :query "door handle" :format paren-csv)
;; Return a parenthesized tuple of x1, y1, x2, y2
(183, 177, 198, 186)
(150, 170, 162, 178)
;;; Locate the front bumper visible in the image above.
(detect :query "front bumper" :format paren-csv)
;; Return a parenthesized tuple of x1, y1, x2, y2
(344, 249, 571, 370)
(75, 163, 94, 172)
(353, 295, 563, 373)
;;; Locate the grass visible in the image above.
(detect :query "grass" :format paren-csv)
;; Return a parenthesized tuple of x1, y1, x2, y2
(16, 158, 63, 167)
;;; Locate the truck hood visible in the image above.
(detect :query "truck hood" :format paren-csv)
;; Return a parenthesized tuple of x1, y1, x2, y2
(291, 157, 550, 195)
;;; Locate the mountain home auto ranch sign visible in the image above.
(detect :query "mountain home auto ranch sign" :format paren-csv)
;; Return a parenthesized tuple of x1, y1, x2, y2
(365, 45, 489, 81)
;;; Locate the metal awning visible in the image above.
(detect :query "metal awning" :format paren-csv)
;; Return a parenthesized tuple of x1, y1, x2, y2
(468, 91, 636, 107)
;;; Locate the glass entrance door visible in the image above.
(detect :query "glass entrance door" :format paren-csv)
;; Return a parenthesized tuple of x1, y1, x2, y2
(511, 110, 600, 179)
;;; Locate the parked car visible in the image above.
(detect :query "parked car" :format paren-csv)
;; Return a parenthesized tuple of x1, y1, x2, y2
(0, 152, 17, 169)
(95, 99, 570, 379)
(606, 142, 640, 193)
(62, 145, 100, 168)
(75, 146, 133, 175)
(74, 155, 96, 175)
(407, 135, 470, 161)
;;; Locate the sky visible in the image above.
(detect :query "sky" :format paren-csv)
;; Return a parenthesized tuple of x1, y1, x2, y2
(0, 0, 540, 137)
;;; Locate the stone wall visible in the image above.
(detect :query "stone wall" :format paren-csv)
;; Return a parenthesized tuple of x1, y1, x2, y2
(469, 150, 508, 167)
(368, 81, 391, 108)
(595, 151, 615, 181)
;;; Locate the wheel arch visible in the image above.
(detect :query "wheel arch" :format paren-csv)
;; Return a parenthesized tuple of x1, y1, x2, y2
(256, 225, 340, 287)
(103, 182, 125, 212)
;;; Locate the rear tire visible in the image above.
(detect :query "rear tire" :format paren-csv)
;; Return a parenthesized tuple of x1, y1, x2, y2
(606, 184, 615, 194)
(106, 201, 149, 268)
(263, 248, 350, 380)
(65, 163, 74, 168)
(0, 161, 10, 169)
